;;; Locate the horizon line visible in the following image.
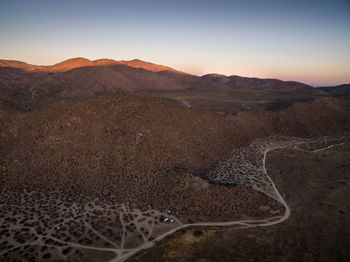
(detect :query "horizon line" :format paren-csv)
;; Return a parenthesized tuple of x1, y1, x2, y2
(0, 56, 348, 87)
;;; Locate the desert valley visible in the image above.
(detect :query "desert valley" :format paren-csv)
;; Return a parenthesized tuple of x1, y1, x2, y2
(0, 57, 349, 261)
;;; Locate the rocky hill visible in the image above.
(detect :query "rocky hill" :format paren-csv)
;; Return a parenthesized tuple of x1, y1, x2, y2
(1, 95, 349, 190)
(0, 95, 349, 219)
(233, 97, 350, 137)
(0, 95, 257, 218)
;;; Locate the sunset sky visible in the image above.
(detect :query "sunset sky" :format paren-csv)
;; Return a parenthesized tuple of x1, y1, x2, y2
(0, 0, 349, 86)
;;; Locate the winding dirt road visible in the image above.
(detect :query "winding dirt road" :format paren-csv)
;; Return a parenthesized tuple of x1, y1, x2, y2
(114, 143, 294, 262)
(116, 138, 349, 262)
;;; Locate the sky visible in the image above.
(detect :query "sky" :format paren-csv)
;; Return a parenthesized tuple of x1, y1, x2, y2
(0, 0, 349, 86)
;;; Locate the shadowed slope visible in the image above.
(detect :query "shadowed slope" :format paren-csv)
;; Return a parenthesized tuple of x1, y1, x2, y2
(201, 74, 325, 94)
(0, 65, 197, 112)
(318, 84, 350, 97)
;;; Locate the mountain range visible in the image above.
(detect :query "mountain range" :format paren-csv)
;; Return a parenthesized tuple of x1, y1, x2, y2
(2, 57, 347, 114)
(0, 57, 186, 74)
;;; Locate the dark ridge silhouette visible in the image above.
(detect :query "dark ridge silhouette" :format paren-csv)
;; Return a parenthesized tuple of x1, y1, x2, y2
(318, 84, 350, 97)
(201, 74, 324, 94)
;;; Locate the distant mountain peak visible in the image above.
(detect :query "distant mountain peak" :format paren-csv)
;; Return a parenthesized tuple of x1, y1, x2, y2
(0, 57, 186, 74)
(66, 57, 91, 62)
(202, 73, 227, 78)
(130, 59, 142, 62)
